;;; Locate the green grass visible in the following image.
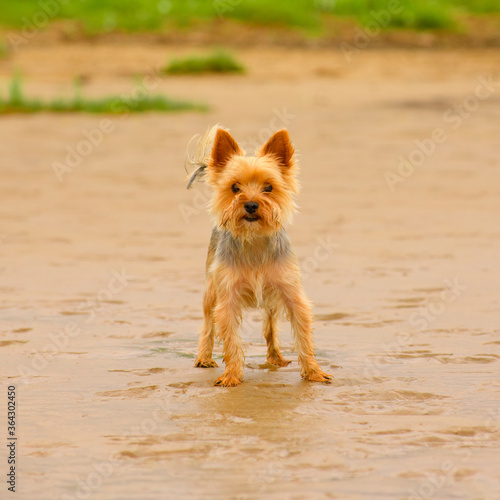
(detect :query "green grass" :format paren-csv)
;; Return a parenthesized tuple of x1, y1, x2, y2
(164, 51, 245, 75)
(450, 0, 500, 14)
(0, 0, 324, 33)
(0, 76, 207, 114)
(331, 0, 459, 30)
(0, 0, 499, 35)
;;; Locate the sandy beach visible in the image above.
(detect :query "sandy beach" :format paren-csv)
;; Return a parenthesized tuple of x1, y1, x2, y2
(1, 44, 500, 499)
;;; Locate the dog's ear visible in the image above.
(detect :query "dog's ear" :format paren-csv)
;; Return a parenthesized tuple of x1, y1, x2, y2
(259, 129, 294, 168)
(210, 128, 242, 171)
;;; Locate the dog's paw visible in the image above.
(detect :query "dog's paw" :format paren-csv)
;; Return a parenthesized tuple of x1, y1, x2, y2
(267, 355, 292, 367)
(195, 358, 218, 368)
(303, 370, 332, 384)
(214, 374, 242, 387)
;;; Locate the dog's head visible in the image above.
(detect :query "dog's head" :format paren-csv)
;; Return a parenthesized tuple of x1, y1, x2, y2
(205, 128, 298, 240)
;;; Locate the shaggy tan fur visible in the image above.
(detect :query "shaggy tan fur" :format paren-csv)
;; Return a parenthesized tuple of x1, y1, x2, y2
(190, 127, 331, 387)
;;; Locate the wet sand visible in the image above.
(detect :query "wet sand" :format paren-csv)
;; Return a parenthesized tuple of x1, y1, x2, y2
(1, 45, 500, 499)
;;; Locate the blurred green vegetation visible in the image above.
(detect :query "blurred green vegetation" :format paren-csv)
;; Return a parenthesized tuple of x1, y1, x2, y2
(164, 51, 245, 75)
(0, 75, 207, 114)
(0, 0, 499, 34)
(0, 40, 9, 58)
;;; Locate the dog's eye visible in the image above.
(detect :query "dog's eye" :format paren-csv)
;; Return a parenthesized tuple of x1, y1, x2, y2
(263, 185, 273, 193)
(231, 184, 240, 193)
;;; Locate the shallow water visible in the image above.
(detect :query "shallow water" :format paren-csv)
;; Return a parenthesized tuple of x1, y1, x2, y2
(1, 46, 500, 499)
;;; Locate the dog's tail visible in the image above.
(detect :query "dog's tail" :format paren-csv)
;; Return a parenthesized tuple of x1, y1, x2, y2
(185, 124, 220, 190)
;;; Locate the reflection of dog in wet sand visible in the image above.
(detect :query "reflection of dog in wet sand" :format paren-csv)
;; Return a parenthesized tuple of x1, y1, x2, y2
(187, 126, 331, 387)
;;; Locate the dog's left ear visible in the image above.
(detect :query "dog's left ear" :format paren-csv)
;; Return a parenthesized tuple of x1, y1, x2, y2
(259, 129, 295, 168)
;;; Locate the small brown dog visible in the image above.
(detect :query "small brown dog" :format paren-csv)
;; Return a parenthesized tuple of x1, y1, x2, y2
(187, 126, 331, 387)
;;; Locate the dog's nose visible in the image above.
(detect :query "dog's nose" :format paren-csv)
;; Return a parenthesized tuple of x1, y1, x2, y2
(244, 201, 259, 214)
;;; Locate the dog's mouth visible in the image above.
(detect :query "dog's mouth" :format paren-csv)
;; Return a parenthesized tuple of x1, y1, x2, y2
(243, 216, 260, 222)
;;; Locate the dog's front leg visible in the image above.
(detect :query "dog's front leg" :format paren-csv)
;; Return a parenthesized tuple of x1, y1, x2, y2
(195, 276, 218, 368)
(213, 279, 245, 387)
(288, 290, 331, 383)
(274, 269, 331, 383)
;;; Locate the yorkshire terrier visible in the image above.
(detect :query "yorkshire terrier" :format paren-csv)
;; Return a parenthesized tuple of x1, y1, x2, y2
(186, 126, 331, 387)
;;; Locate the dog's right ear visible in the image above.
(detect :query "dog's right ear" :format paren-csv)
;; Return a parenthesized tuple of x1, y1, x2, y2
(209, 128, 242, 171)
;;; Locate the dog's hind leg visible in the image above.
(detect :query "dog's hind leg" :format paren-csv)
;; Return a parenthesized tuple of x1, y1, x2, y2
(263, 308, 291, 367)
